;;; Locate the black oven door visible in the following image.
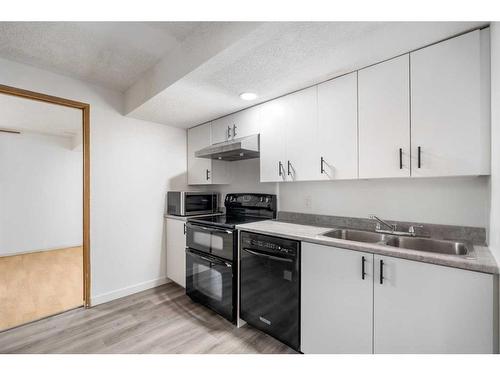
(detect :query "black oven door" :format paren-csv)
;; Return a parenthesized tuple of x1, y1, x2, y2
(186, 248, 235, 322)
(186, 222, 235, 261)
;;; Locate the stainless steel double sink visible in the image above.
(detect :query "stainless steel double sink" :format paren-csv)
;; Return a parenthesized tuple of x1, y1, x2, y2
(321, 228, 471, 256)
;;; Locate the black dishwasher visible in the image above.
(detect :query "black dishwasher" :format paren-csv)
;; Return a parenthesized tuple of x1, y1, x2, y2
(239, 231, 300, 351)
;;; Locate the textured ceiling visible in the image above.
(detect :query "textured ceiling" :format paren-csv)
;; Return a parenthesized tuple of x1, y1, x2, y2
(0, 22, 205, 92)
(0, 22, 488, 130)
(128, 21, 487, 128)
(0, 93, 81, 136)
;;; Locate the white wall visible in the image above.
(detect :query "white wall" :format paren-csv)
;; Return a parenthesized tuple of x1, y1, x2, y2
(0, 57, 188, 305)
(279, 177, 489, 227)
(202, 158, 489, 228)
(212, 159, 277, 204)
(0, 133, 82, 255)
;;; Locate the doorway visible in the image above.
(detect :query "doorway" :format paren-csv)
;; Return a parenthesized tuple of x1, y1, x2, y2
(0, 84, 90, 331)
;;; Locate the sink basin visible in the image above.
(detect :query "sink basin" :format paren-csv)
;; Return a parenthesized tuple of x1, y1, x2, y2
(322, 229, 392, 243)
(384, 236, 470, 255)
(321, 228, 471, 256)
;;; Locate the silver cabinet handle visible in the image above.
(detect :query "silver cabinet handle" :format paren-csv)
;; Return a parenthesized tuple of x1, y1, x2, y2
(227, 126, 231, 139)
(278, 161, 283, 176)
(232, 124, 237, 138)
(206, 169, 210, 180)
(287, 160, 292, 176)
(320, 157, 325, 174)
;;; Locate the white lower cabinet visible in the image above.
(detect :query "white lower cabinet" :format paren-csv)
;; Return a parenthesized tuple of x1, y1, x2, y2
(166, 218, 186, 288)
(373, 255, 496, 354)
(301, 242, 497, 354)
(301, 242, 373, 354)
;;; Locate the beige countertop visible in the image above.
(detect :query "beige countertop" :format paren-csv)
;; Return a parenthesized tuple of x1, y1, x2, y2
(236, 220, 499, 274)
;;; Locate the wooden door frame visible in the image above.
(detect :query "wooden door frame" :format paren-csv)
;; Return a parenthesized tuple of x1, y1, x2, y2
(0, 84, 92, 308)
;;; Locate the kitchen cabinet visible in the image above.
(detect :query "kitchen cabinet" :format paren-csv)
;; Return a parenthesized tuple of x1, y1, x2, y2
(317, 72, 358, 180)
(301, 242, 373, 354)
(187, 123, 212, 185)
(187, 123, 230, 185)
(260, 87, 318, 182)
(259, 98, 287, 182)
(212, 107, 261, 144)
(373, 255, 496, 353)
(211, 116, 233, 144)
(300, 241, 497, 354)
(410, 29, 490, 177)
(166, 218, 187, 288)
(283, 86, 318, 181)
(358, 55, 410, 179)
(231, 106, 261, 139)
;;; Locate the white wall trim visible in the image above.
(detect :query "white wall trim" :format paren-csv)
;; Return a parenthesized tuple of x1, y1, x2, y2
(91, 277, 171, 306)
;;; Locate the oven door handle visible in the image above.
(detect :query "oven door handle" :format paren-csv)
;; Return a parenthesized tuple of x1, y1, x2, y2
(186, 248, 232, 268)
(186, 222, 233, 234)
(242, 248, 293, 263)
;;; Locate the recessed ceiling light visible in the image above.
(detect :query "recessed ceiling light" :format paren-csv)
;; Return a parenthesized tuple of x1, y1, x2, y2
(239, 92, 258, 101)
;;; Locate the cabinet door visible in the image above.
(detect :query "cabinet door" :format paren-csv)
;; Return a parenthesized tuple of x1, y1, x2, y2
(411, 29, 490, 177)
(211, 115, 233, 144)
(283, 86, 318, 181)
(187, 123, 212, 185)
(373, 255, 495, 353)
(358, 55, 410, 178)
(259, 98, 287, 182)
(166, 218, 187, 288)
(232, 105, 261, 139)
(317, 72, 358, 180)
(301, 243, 373, 354)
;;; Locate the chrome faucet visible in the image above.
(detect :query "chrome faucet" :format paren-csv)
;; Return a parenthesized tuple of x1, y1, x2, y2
(369, 214, 424, 237)
(369, 214, 397, 232)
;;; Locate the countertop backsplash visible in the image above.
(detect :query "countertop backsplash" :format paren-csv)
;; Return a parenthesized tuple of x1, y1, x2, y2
(277, 211, 487, 246)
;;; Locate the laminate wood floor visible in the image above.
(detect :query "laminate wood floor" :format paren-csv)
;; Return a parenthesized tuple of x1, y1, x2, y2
(0, 282, 296, 354)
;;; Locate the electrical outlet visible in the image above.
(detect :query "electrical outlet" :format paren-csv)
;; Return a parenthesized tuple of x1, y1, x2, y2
(305, 195, 312, 209)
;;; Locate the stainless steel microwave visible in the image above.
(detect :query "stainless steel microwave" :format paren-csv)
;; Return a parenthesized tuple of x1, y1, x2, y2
(166, 191, 219, 216)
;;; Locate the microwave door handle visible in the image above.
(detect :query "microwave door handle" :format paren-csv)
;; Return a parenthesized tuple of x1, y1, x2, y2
(242, 248, 293, 263)
(186, 248, 231, 267)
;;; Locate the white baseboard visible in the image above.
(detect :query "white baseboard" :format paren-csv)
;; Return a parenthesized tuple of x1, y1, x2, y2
(91, 277, 172, 306)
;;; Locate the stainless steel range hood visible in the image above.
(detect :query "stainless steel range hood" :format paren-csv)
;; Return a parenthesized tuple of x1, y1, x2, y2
(195, 134, 260, 161)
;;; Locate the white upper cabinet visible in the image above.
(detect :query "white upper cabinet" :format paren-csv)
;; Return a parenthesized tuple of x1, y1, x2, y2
(358, 55, 411, 179)
(410, 29, 490, 177)
(187, 123, 212, 185)
(210, 106, 261, 144)
(317, 72, 358, 180)
(211, 116, 233, 144)
(187, 123, 230, 185)
(231, 106, 261, 139)
(259, 98, 287, 182)
(188, 29, 491, 184)
(283, 86, 319, 181)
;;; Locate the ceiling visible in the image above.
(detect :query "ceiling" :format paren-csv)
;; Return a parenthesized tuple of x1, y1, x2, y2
(0, 92, 81, 137)
(0, 22, 205, 91)
(0, 22, 488, 129)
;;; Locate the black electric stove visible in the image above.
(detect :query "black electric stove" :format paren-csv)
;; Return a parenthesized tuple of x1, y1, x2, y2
(188, 193, 277, 229)
(185, 193, 277, 323)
